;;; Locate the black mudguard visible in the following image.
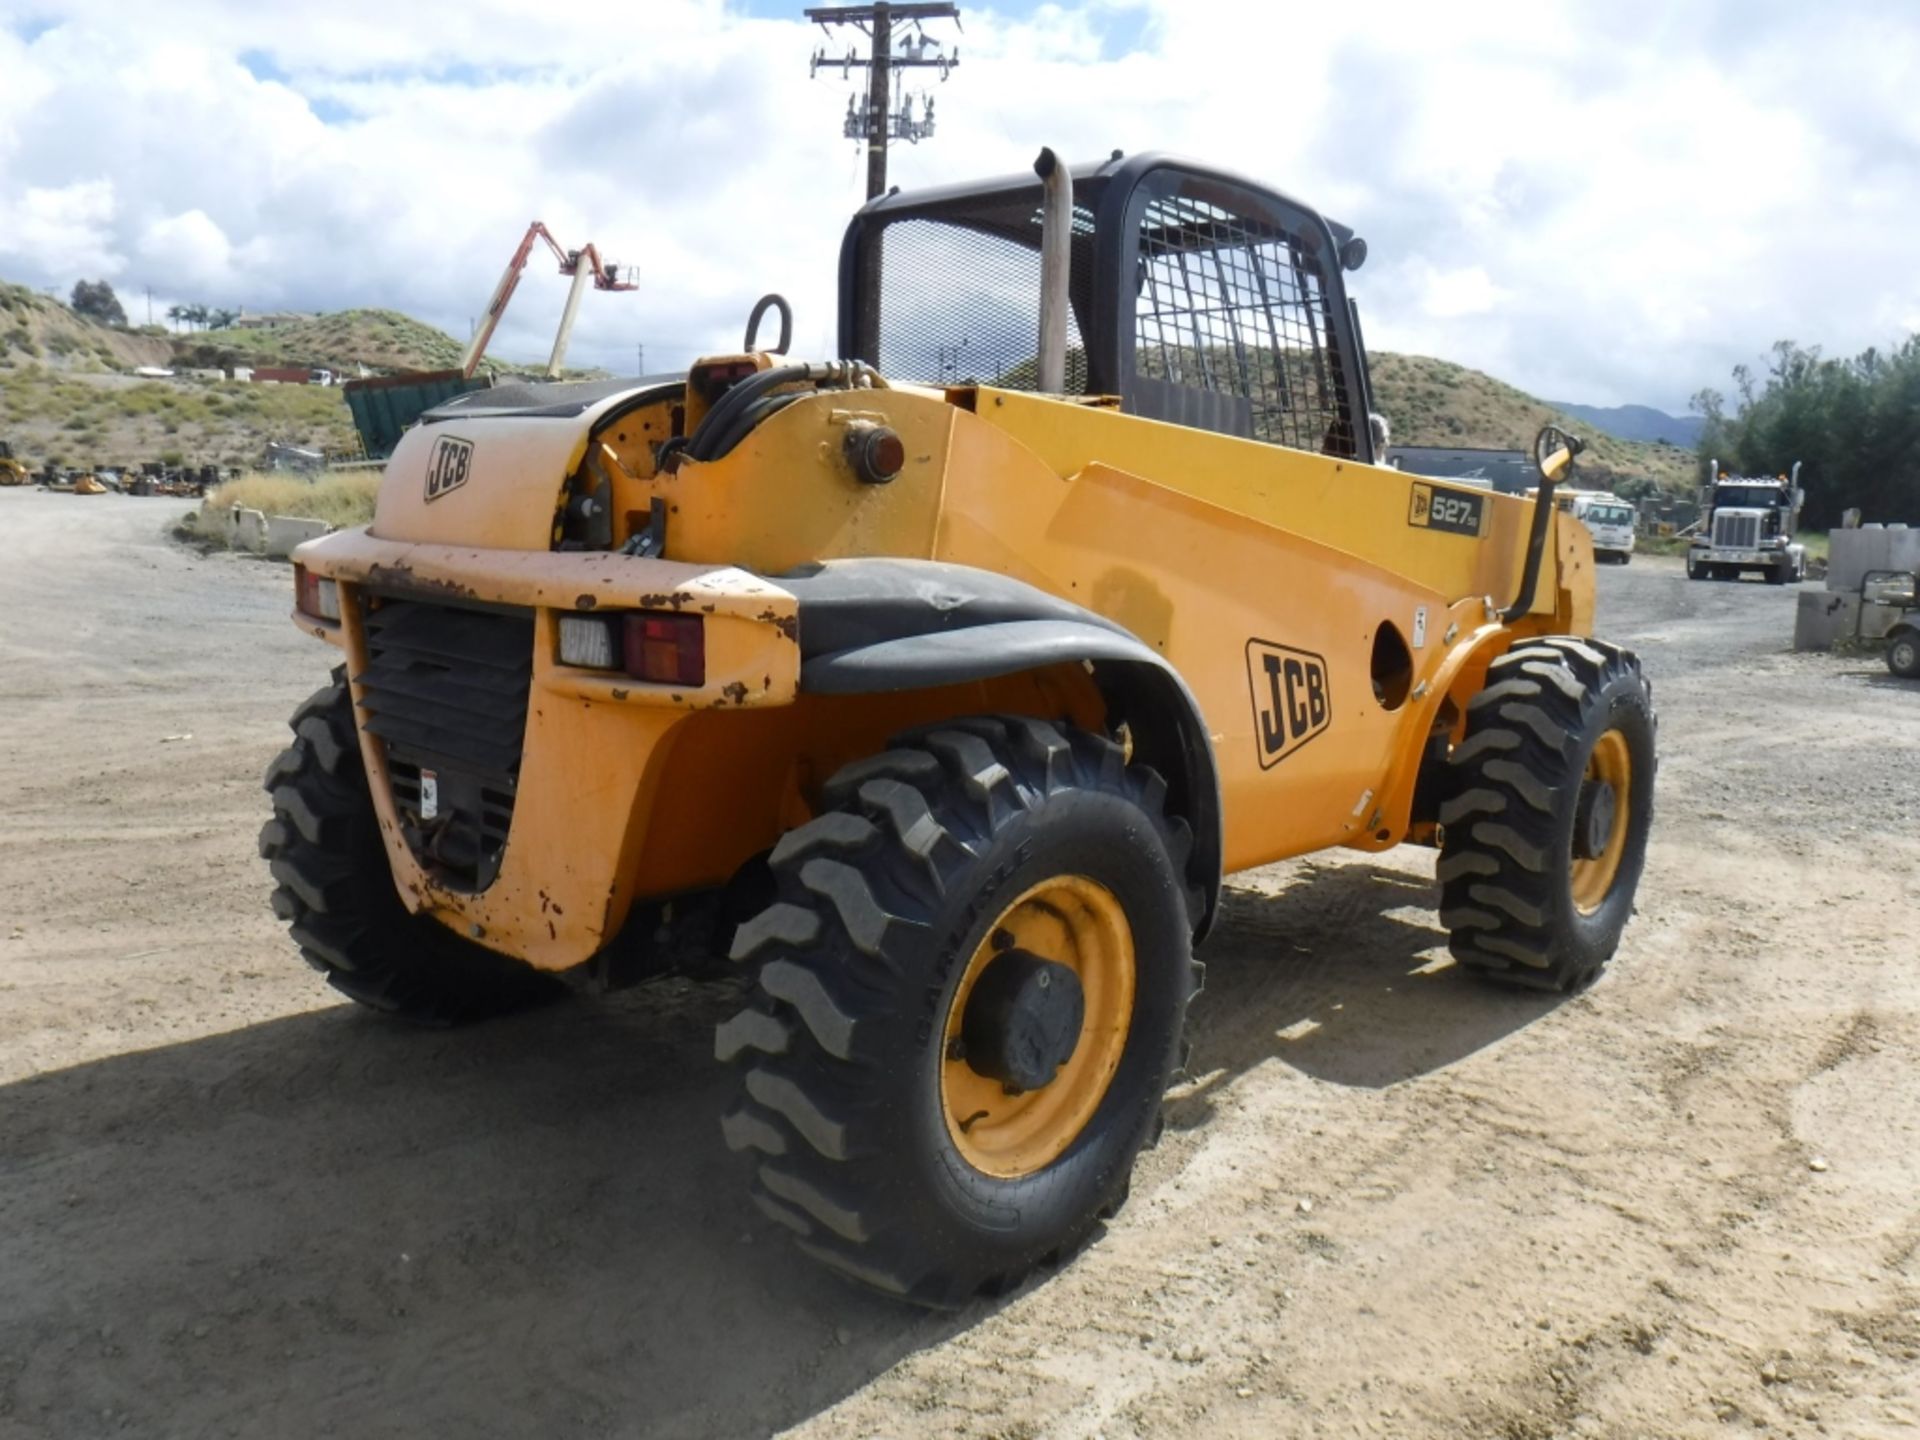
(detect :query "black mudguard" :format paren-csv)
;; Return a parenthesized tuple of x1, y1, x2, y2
(779, 559, 1224, 940)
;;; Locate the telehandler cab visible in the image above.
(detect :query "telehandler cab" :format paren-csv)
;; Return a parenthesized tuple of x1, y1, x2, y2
(264, 150, 1656, 1306)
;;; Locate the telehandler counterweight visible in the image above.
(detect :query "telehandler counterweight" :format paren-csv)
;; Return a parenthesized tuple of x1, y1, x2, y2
(264, 150, 1657, 1305)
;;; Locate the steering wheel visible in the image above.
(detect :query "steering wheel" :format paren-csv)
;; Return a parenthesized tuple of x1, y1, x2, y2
(1533, 424, 1586, 485)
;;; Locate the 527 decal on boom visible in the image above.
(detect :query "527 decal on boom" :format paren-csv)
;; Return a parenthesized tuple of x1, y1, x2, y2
(1246, 639, 1331, 769)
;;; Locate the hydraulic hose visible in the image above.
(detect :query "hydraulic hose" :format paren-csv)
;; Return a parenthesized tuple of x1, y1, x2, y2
(685, 364, 810, 463)
(700, 391, 810, 464)
(683, 360, 886, 465)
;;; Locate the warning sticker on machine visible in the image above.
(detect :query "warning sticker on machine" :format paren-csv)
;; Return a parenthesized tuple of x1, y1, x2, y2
(1246, 639, 1331, 769)
(1408, 481, 1486, 537)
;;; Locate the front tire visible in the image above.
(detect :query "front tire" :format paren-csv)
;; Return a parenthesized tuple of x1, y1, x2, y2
(1438, 638, 1657, 992)
(259, 673, 563, 1024)
(717, 716, 1199, 1307)
(1889, 630, 1920, 680)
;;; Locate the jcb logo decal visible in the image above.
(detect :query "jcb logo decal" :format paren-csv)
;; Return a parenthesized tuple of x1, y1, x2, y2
(424, 436, 474, 502)
(1247, 639, 1331, 769)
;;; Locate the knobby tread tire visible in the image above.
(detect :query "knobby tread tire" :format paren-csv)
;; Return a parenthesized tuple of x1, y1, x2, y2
(1438, 637, 1657, 993)
(718, 714, 1201, 1307)
(258, 670, 562, 1025)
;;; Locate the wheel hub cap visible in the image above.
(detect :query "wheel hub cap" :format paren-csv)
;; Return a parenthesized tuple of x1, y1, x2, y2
(1569, 730, 1633, 916)
(940, 874, 1136, 1179)
(1574, 779, 1617, 860)
(959, 949, 1085, 1093)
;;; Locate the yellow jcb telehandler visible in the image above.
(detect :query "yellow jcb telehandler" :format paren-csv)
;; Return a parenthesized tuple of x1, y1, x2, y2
(264, 150, 1656, 1306)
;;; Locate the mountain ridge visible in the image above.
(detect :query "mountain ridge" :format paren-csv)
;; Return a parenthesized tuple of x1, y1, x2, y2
(1544, 398, 1705, 448)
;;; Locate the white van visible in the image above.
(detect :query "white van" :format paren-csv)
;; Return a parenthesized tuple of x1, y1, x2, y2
(1569, 492, 1637, 563)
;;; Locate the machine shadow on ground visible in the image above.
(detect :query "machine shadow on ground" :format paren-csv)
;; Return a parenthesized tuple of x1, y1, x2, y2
(0, 860, 1564, 1438)
(1167, 861, 1567, 1132)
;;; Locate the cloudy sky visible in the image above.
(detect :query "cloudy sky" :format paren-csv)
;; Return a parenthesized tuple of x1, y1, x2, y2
(2, 0, 1915, 411)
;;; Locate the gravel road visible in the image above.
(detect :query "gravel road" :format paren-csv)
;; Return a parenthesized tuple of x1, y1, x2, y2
(2, 489, 1916, 1439)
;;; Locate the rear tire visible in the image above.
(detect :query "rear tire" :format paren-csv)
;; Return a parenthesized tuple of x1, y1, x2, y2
(1438, 638, 1657, 993)
(717, 715, 1199, 1307)
(259, 672, 563, 1024)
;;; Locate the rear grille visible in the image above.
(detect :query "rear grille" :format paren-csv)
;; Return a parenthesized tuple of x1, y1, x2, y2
(1713, 513, 1761, 550)
(354, 599, 534, 892)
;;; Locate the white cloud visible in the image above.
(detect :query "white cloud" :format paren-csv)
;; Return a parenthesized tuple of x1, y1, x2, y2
(1418, 266, 1508, 321)
(137, 210, 234, 289)
(0, 179, 120, 279)
(0, 0, 1914, 409)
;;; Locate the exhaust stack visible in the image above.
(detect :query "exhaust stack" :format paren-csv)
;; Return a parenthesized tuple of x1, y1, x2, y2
(1034, 147, 1072, 394)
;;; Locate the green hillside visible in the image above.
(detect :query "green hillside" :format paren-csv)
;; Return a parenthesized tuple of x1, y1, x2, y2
(3, 274, 1697, 495)
(1370, 352, 1695, 497)
(169, 309, 469, 376)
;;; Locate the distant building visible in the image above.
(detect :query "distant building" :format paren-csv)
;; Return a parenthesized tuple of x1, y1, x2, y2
(1384, 445, 1534, 495)
(231, 310, 315, 331)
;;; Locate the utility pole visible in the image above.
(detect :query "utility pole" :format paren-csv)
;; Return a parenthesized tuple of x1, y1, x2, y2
(806, 3, 961, 358)
(805, 3, 960, 201)
(637, 342, 645, 374)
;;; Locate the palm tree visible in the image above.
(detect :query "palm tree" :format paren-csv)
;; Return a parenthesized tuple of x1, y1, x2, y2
(165, 304, 184, 333)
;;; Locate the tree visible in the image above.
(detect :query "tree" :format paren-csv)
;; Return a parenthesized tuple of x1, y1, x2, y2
(70, 280, 127, 327)
(208, 308, 238, 331)
(1698, 336, 1920, 528)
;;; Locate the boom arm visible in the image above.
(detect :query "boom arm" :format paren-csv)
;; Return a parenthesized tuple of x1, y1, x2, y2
(459, 222, 637, 380)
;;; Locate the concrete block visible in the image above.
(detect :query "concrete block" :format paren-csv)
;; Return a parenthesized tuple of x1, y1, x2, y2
(1893, 528, 1920, 574)
(1794, 589, 1859, 651)
(1830, 525, 1920, 592)
(264, 514, 332, 558)
(232, 507, 267, 553)
(1827, 528, 1888, 592)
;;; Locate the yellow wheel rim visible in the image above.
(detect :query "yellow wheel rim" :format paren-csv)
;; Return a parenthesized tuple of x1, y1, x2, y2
(1571, 730, 1632, 915)
(940, 875, 1136, 1180)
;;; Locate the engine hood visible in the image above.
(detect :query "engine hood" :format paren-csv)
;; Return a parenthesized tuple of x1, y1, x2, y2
(368, 376, 681, 550)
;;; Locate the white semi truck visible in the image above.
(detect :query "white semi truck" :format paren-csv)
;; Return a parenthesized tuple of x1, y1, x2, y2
(1687, 460, 1807, 584)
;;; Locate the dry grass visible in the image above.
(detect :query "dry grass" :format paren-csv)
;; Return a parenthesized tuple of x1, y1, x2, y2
(189, 470, 380, 542)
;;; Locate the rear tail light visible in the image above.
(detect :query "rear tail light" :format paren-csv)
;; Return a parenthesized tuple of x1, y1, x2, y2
(294, 564, 340, 621)
(556, 610, 705, 687)
(624, 612, 705, 687)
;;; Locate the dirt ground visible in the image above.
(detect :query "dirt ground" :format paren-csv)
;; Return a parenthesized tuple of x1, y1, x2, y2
(2, 488, 1916, 1440)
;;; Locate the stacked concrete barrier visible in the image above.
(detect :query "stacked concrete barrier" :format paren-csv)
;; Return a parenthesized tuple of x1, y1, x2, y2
(193, 501, 333, 556)
(264, 515, 332, 558)
(232, 508, 268, 553)
(1826, 524, 1920, 593)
